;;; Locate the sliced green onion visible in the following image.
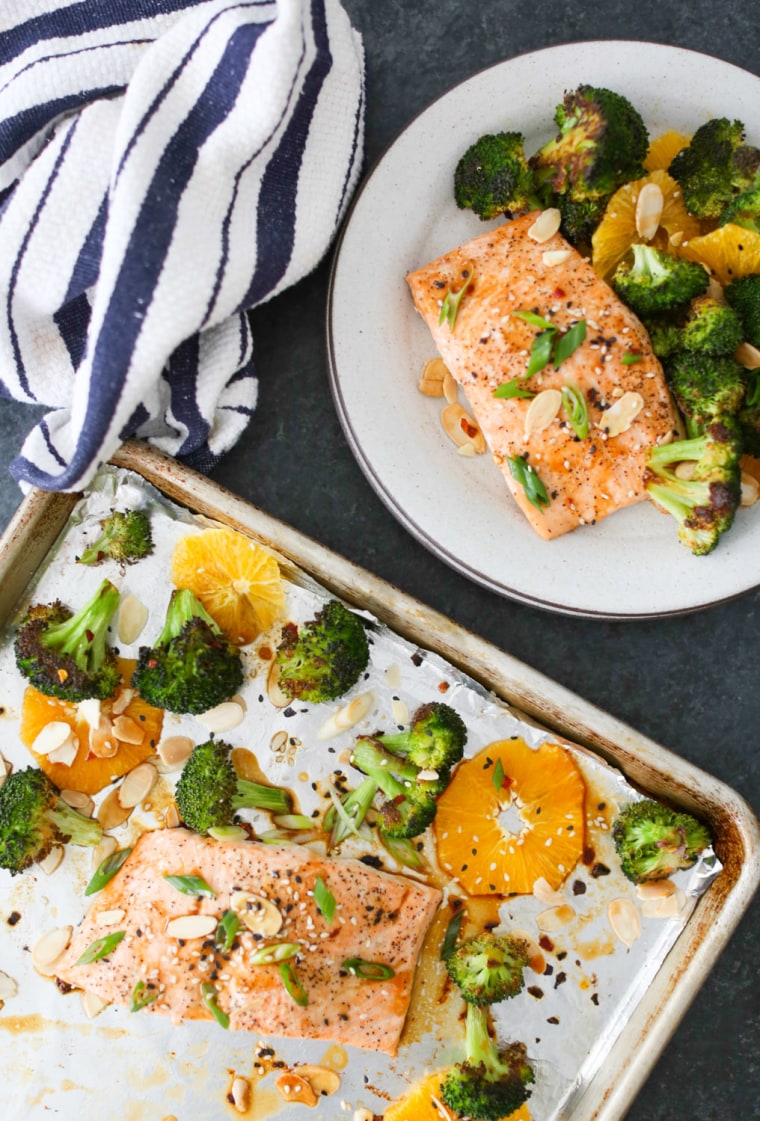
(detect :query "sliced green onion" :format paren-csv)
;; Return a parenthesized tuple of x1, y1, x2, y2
(249, 941, 301, 965)
(201, 982, 229, 1029)
(507, 455, 551, 512)
(621, 351, 643, 365)
(440, 909, 466, 961)
(553, 319, 586, 367)
(85, 847, 132, 896)
(75, 930, 125, 965)
(512, 309, 556, 331)
(746, 370, 760, 408)
(163, 873, 216, 898)
(314, 875, 336, 924)
(130, 979, 158, 1012)
(493, 378, 537, 400)
(214, 909, 241, 954)
(525, 329, 556, 377)
(279, 961, 308, 1007)
(342, 957, 395, 980)
(272, 814, 314, 831)
(492, 757, 505, 793)
(207, 825, 247, 842)
(379, 831, 426, 870)
(326, 777, 376, 846)
(561, 384, 589, 439)
(439, 272, 474, 329)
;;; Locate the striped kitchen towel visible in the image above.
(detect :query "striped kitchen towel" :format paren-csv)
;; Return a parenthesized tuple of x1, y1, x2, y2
(0, 0, 365, 492)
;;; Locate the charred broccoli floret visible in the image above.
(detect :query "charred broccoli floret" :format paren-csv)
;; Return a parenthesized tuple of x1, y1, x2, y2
(612, 798, 712, 883)
(275, 599, 369, 704)
(446, 932, 530, 1006)
(375, 702, 467, 772)
(349, 737, 438, 840)
(454, 132, 543, 220)
(14, 579, 121, 701)
(668, 118, 760, 219)
(645, 421, 742, 555)
(79, 509, 154, 566)
(440, 1005, 535, 1121)
(680, 296, 744, 356)
(132, 588, 243, 715)
(725, 273, 760, 348)
(666, 351, 747, 436)
(0, 766, 103, 875)
(643, 316, 686, 359)
(611, 244, 709, 316)
(718, 178, 760, 232)
(739, 372, 760, 457)
(530, 85, 648, 202)
(174, 739, 291, 836)
(554, 192, 610, 248)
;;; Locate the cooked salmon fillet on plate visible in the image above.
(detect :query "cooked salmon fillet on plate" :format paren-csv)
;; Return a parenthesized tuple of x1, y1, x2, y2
(55, 828, 441, 1054)
(406, 213, 679, 539)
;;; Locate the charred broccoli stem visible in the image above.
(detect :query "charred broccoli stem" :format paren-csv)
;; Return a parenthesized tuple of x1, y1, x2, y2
(79, 509, 154, 566)
(132, 588, 243, 715)
(612, 798, 712, 883)
(454, 131, 545, 220)
(376, 702, 467, 772)
(275, 599, 369, 704)
(174, 739, 291, 836)
(611, 243, 709, 316)
(14, 579, 121, 701)
(645, 421, 742, 555)
(668, 117, 760, 219)
(0, 766, 103, 875)
(440, 1005, 535, 1121)
(446, 932, 530, 1006)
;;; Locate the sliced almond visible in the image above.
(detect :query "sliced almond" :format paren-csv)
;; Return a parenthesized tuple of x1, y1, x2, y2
(741, 472, 759, 507)
(231, 1075, 251, 1114)
(418, 357, 449, 397)
(542, 249, 572, 267)
(166, 914, 217, 940)
(608, 897, 642, 947)
(391, 698, 410, 726)
(31, 720, 74, 757)
(317, 692, 374, 741)
(47, 737, 79, 768)
(532, 876, 566, 906)
(92, 834, 119, 868)
(230, 891, 283, 936)
(112, 714, 144, 745)
(118, 761, 157, 809)
(97, 787, 133, 831)
(298, 1065, 342, 1097)
(528, 207, 561, 243)
(81, 990, 110, 1018)
(524, 389, 562, 439)
(635, 879, 676, 900)
(0, 751, 10, 790)
(384, 663, 401, 689)
(674, 459, 697, 481)
(37, 845, 64, 875)
(60, 788, 95, 816)
(535, 904, 575, 931)
(736, 341, 760, 369)
(157, 735, 194, 771)
(441, 402, 486, 454)
(165, 803, 181, 829)
(0, 971, 18, 1002)
(442, 371, 459, 404)
(118, 594, 149, 645)
(111, 687, 136, 716)
(77, 698, 101, 728)
(275, 1073, 319, 1108)
(32, 926, 72, 971)
(602, 391, 644, 437)
(635, 182, 664, 241)
(267, 661, 291, 708)
(640, 893, 682, 919)
(97, 908, 126, 926)
(196, 698, 246, 734)
(89, 713, 118, 759)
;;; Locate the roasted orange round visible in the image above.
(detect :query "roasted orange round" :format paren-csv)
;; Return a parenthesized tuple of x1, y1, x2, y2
(383, 1070, 531, 1121)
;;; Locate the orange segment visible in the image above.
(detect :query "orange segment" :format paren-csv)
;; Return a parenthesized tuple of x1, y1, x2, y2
(644, 130, 691, 173)
(591, 168, 702, 279)
(20, 658, 163, 794)
(435, 739, 586, 896)
(383, 1071, 530, 1121)
(171, 527, 284, 645)
(680, 223, 760, 284)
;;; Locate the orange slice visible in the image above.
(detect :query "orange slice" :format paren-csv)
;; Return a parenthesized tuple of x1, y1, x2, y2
(435, 738, 586, 896)
(383, 1070, 531, 1121)
(591, 168, 702, 279)
(171, 527, 285, 645)
(679, 223, 760, 284)
(20, 658, 163, 795)
(644, 130, 691, 173)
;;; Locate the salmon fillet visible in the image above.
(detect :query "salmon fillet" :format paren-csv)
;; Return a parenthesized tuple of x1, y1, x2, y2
(55, 828, 441, 1054)
(406, 214, 679, 538)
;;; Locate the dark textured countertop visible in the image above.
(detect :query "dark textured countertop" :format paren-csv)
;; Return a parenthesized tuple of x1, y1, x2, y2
(1, 2, 758, 1118)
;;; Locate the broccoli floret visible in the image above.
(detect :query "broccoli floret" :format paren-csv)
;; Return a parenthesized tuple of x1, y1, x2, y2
(555, 191, 610, 249)
(718, 178, 760, 232)
(669, 118, 760, 219)
(132, 588, 243, 715)
(725, 273, 760, 348)
(611, 244, 709, 316)
(666, 351, 747, 435)
(645, 421, 742, 555)
(612, 798, 712, 883)
(79, 509, 154, 566)
(739, 370, 760, 456)
(275, 600, 369, 704)
(0, 766, 103, 875)
(446, 932, 530, 1006)
(375, 702, 467, 772)
(440, 1004, 535, 1121)
(350, 737, 438, 840)
(14, 579, 121, 702)
(530, 85, 648, 202)
(680, 296, 744, 356)
(454, 132, 543, 221)
(643, 316, 685, 359)
(174, 739, 291, 836)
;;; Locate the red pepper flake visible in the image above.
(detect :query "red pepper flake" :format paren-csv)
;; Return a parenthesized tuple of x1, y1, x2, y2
(437, 681, 450, 693)
(460, 417, 479, 439)
(552, 287, 566, 299)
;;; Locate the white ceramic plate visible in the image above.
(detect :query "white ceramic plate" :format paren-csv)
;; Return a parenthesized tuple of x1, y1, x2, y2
(327, 41, 760, 618)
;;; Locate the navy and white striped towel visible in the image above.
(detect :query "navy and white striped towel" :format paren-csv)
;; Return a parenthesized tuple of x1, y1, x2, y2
(0, 0, 365, 492)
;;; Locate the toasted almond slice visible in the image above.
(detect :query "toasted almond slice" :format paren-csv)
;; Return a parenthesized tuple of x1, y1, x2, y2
(118, 762, 157, 809)
(31, 720, 74, 756)
(267, 661, 291, 708)
(0, 751, 10, 789)
(111, 687, 136, 716)
(391, 698, 409, 725)
(418, 357, 449, 397)
(603, 391, 644, 437)
(97, 787, 133, 831)
(635, 879, 676, 900)
(47, 736, 79, 768)
(528, 207, 561, 243)
(89, 713, 118, 759)
(0, 971, 18, 1002)
(196, 698, 246, 734)
(442, 371, 459, 404)
(608, 897, 642, 947)
(92, 834, 119, 868)
(60, 788, 95, 816)
(535, 903, 575, 931)
(97, 908, 126, 926)
(157, 735, 195, 771)
(166, 914, 217, 940)
(231, 1076, 251, 1114)
(542, 248, 572, 267)
(165, 802, 181, 829)
(81, 990, 110, 1018)
(736, 341, 760, 369)
(532, 876, 566, 906)
(33, 926, 72, 971)
(674, 459, 697, 480)
(298, 1065, 342, 1097)
(635, 182, 664, 241)
(441, 402, 486, 453)
(669, 230, 685, 248)
(524, 389, 562, 439)
(640, 893, 682, 919)
(77, 698, 101, 728)
(741, 472, 759, 507)
(317, 692, 374, 741)
(231, 891, 283, 936)
(275, 1073, 319, 1108)
(111, 713, 145, 745)
(37, 845, 64, 875)
(118, 594, 149, 645)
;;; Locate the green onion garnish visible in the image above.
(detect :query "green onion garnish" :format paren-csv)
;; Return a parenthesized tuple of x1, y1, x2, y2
(561, 384, 589, 439)
(201, 982, 229, 1028)
(130, 979, 158, 1012)
(163, 874, 216, 898)
(279, 961, 308, 1007)
(85, 847, 132, 896)
(314, 875, 336, 924)
(506, 454, 551, 512)
(552, 318, 586, 367)
(440, 908, 466, 961)
(75, 930, 125, 965)
(214, 909, 241, 954)
(493, 378, 537, 400)
(511, 310, 586, 378)
(342, 957, 395, 980)
(439, 271, 475, 329)
(249, 941, 301, 965)
(492, 757, 505, 793)
(621, 351, 643, 365)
